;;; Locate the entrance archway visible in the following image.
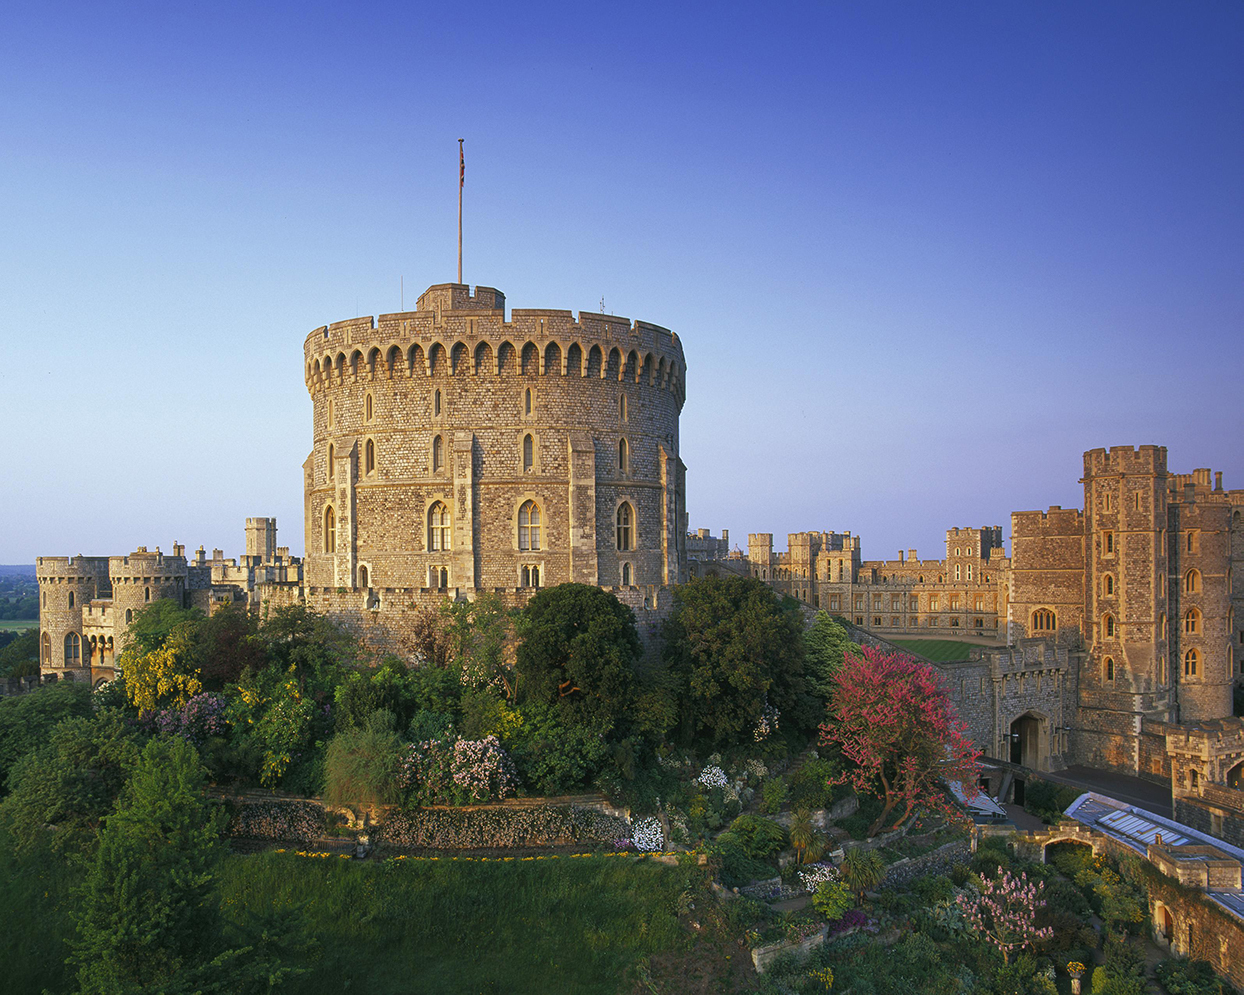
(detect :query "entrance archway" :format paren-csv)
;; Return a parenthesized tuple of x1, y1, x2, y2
(1154, 903, 1174, 949)
(1228, 760, 1243, 791)
(1010, 712, 1048, 770)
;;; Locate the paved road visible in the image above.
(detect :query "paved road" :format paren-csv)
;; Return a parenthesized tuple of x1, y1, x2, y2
(1040, 765, 1172, 817)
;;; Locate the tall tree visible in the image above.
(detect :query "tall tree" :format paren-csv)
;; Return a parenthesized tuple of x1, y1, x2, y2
(819, 645, 980, 836)
(803, 611, 858, 703)
(515, 583, 642, 734)
(441, 593, 517, 698)
(663, 575, 812, 748)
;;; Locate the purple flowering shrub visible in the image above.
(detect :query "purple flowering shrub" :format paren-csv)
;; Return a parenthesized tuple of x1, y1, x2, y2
(140, 692, 229, 744)
(399, 735, 519, 806)
(826, 908, 869, 937)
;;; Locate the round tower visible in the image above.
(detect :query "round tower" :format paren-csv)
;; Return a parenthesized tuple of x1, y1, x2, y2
(108, 548, 189, 656)
(302, 283, 687, 594)
(36, 555, 110, 677)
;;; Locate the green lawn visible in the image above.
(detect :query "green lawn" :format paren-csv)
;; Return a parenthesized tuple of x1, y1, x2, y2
(0, 619, 39, 632)
(217, 851, 702, 995)
(891, 638, 982, 662)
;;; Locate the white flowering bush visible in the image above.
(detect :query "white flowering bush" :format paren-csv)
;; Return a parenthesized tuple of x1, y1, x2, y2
(744, 758, 768, 782)
(697, 765, 728, 790)
(798, 862, 838, 893)
(753, 699, 780, 742)
(631, 816, 665, 852)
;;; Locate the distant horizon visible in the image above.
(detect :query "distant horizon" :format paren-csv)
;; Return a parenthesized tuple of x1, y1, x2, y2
(4, 2, 1241, 564)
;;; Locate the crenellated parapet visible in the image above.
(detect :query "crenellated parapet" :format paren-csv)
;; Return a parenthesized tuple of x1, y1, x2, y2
(303, 283, 686, 410)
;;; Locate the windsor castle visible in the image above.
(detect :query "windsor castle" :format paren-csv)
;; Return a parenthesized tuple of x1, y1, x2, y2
(35, 281, 1244, 842)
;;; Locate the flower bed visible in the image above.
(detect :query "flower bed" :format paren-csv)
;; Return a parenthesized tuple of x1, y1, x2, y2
(376, 804, 629, 850)
(226, 798, 327, 843)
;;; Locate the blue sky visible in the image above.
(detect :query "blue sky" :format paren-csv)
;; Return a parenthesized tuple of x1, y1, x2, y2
(2, 1, 1241, 564)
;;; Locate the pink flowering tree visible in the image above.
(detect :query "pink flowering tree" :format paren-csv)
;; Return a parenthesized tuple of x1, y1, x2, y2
(957, 870, 1054, 963)
(818, 646, 981, 836)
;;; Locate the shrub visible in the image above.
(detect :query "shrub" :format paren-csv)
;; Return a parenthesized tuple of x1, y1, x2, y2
(322, 715, 404, 809)
(1154, 959, 1237, 995)
(760, 777, 787, 814)
(1024, 778, 1083, 823)
(811, 879, 852, 921)
(399, 735, 519, 806)
(723, 814, 786, 859)
(912, 873, 954, 906)
(788, 756, 837, 810)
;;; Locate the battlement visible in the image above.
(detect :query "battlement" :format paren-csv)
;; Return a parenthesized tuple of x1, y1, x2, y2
(35, 555, 110, 579)
(416, 283, 506, 315)
(1083, 445, 1168, 477)
(304, 285, 685, 405)
(1011, 507, 1086, 536)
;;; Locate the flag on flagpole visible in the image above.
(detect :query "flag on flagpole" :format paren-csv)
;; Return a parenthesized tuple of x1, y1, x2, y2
(460, 142, 465, 188)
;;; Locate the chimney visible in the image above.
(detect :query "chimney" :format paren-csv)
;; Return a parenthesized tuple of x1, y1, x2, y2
(1214, 471, 1223, 491)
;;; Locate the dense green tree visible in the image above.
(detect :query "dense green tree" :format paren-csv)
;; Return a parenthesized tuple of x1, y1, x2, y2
(255, 603, 359, 678)
(804, 611, 857, 702)
(2, 709, 144, 856)
(118, 601, 204, 662)
(322, 711, 404, 809)
(841, 845, 886, 905)
(0, 681, 93, 794)
(194, 603, 264, 689)
(516, 584, 643, 734)
(442, 593, 516, 698)
(70, 736, 226, 992)
(0, 629, 39, 678)
(662, 575, 813, 748)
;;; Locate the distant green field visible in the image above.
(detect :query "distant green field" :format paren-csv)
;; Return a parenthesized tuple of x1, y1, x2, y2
(892, 638, 981, 663)
(0, 619, 38, 633)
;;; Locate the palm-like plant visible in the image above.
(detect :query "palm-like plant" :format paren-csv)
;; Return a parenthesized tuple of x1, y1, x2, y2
(841, 845, 885, 905)
(789, 808, 827, 865)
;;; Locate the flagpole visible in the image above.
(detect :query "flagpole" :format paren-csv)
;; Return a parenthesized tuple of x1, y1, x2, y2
(457, 139, 464, 284)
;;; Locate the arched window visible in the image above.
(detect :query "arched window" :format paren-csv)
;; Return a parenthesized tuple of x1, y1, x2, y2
(520, 564, 541, 589)
(434, 389, 442, 416)
(365, 439, 376, 475)
(64, 632, 80, 666)
(68, 590, 74, 608)
(1104, 531, 1115, 554)
(327, 443, 335, 481)
(1184, 608, 1200, 634)
(1186, 531, 1198, 553)
(365, 393, 373, 422)
(618, 438, 628, 472)
(622, 562, 632, 586)
(144, 586, 150, 603)
(1104, 613, 1116, 638)
(439, 567, 449, 589)
(955, 564, 961, 581)
(358, 565, 369, 589)
(324, 505, 336, 554)
(967, 565, 972, 581)
(1105, 657, 1115, 681)
(1104, 574, 1114, 595)
(525, 388, 532, 415)
(1160, 613, 1167, 640)
(616, 502, 633, 551)
(41, 632, 50, 663)
(432, 435, 443, 472)
(1185, 569, 1200, 593)
(523, 434, 534, 471)
(125, 608, 132, 624)
(1032, 609, 1056, 632)
(327, 398, 335, 427)
(1184, 648, 1198, 677)
(428, 502, 451, 551)
(619, 394, 627, 420)
(519, 501, 542, 551)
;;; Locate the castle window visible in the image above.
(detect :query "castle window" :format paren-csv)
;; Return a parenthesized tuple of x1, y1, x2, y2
(358, 565, 369, 589)
(523, 434, 534, 472)
(949, 594, 960, 611)
(1160, 613, 1167, 640)
(616, 502, 633, 551)
(428, 502, 451, 551)
(912, 596, 920, 611)
(521, 564, 541, 588)
(1104, 531, 1114, 554)
(125, 609, 132, 624)
(41, 632, 50, 663)
(618, 438, 628, 473)
(144, 586, 150, 603)
(1184, 569, 1200, 593)
(929, 595, 940, 612)
(1104, 574, 1114, 595)
(365, 393, 373, 422)
(440, 567, 449, 588)
(873, 616, 882, 627)
(518, 501, 542, 551)
(327, 443, 335, 481)
(1186, 531, 1198, 553)
(434, 389, 442, 417)
(327, 398, 335, 427)
(621, 562, 632, 586)
(1032, 608, 1056, 632)
(829, 596, 840, 611)
(918, 575, 923, 583)
(324, 505, 336, 554)
(974, 595, 984, 611)
(1184, 648, 1199, 677)
(619, 394, 627, 420)
(1190, 768, 1200, 790)
(432, 435, 443, 472)
(1184, 608, 1200, 634)
(1134, 492, 1142, 511)
(365, 439, 376, 475)
(1102, 491, 1112, 512)
(1104, 613, 1116, 638)
(525, 388, 532, 415)
(1105, 657, 1115, 681)
(967, 565, 972, 580)
(64, 632, 80, 666)
(68, 591, 74, 609)
(955, 565, 961, 581)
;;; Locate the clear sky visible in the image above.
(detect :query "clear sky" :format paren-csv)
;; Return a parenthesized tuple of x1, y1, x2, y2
(2, 1, 1241, 565)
